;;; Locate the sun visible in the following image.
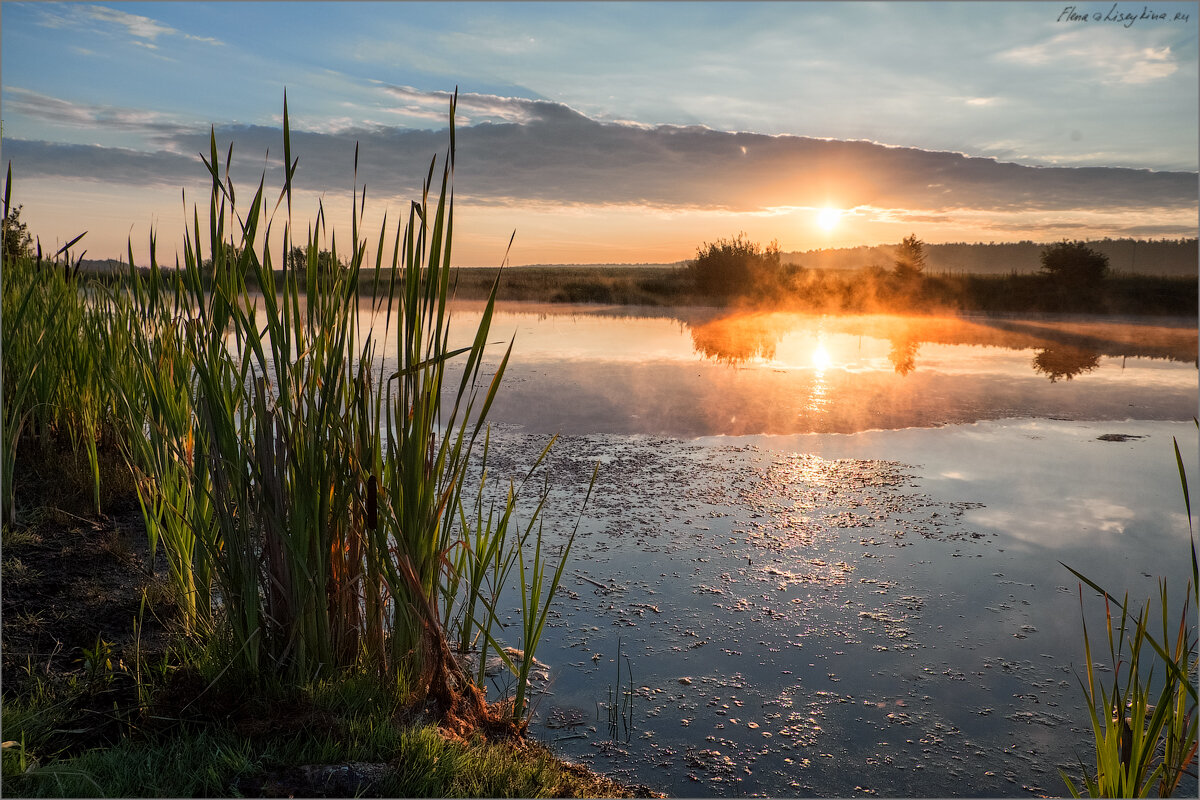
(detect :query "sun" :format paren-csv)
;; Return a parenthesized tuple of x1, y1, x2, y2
(816, 207, 842, 231)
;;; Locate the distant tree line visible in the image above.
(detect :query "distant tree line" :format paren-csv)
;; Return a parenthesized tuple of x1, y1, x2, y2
(783, 237, 1198, 277)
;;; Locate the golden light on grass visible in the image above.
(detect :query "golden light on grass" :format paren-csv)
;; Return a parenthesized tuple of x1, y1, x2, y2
(816, 207, 842, 231)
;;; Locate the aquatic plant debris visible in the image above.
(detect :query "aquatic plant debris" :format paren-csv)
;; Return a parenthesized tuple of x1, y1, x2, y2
(445, 420, 1196, 796)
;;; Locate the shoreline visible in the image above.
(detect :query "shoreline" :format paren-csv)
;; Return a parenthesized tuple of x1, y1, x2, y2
(81, 262, 1197, 317)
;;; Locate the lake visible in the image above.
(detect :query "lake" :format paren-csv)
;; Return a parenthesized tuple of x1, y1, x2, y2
(386, 303, 1198, 797)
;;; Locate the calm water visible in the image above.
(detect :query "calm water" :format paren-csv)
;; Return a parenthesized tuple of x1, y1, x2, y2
(392, 303, 1198, 796)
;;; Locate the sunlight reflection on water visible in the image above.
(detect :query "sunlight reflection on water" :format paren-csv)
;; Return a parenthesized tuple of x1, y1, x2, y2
(419, 303, 1197, 436)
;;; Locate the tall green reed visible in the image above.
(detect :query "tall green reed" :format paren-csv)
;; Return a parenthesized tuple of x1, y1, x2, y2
(2, 164, 112, 524)
(110, 251, 215, 633)
(0, 250, 58, 525)
(105, 92, 589, 729)
(3, 96, 588, 725)
(1061, 432, 1198, 797)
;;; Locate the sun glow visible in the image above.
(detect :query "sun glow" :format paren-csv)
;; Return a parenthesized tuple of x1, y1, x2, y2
(812, 343, 832, 370)
(816, 207, 841, 231)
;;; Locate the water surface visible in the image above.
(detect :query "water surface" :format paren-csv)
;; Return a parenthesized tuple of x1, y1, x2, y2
(403, 304, 1197, 796)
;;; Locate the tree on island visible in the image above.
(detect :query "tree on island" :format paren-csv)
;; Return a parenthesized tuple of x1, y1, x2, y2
(1039, 240, 1109, 285)
(688, 233, 782, 297)
(893, 234, 926, 278)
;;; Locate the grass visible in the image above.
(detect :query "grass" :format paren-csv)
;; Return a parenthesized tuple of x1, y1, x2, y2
(3, 696, 636, 798)
(1, 652, 651, 797)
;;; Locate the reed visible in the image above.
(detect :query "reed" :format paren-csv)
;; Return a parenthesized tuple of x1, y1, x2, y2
(1060, 433, 1198, 797)
(2, 164, 116, 524)
(82, 94, 582, 729)
(606, 637, 634, 743)
(3, 94, 592, 731)
(110, 258, 215, 633)
(451, 431, 548, 688)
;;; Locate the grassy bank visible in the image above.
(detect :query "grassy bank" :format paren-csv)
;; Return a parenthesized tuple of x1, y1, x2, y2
(0, 442, 648, 798)
(2, 98, 640, 797)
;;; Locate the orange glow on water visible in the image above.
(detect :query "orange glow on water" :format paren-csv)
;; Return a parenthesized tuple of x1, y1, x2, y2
(812, 342, 833, 370)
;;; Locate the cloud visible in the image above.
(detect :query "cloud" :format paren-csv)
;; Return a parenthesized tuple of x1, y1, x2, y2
(5, 90, 1196, 222)
(3, 88, 195, 139)
(32, 4, 224, 47)
(2, 140, 199, 188)
(863, 209, 957, 224)
(1122, 46, 1178, 84)
(85, 5, 176, 41)
(380, 85, 588, 126)
(996, 29, 1179, 85)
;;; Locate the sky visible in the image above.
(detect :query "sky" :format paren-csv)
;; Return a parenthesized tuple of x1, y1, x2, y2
(1, 1, 1197, 266)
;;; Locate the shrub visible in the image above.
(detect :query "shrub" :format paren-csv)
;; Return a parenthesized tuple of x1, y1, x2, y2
(1040, 240, 1110, 285)
(687, 233, 781, 297)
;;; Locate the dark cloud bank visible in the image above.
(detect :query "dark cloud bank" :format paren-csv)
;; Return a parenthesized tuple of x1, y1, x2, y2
(6, 96, 1195, 217)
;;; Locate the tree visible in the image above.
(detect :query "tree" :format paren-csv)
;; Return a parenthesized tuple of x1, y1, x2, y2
(286, 245, 343, 277)
(893, 234, 926, 278)
(2, 204, 33, 263)
(1039, 240, 1109, 285)
(201, 244, 245, 280)
(688, 233, 782, 297)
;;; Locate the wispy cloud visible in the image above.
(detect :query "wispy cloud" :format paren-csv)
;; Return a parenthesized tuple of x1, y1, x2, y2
(32, 4, 224, 47)
(85, 5, 178, 41)
(997, 29, 1180, 85)
(1121, 46, 1178, 84)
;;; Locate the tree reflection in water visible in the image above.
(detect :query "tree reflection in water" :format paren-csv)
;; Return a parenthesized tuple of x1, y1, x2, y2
(1032, 344, 1102, 382)
(682, 310, 1190, 385)
(689, 313, 788, 365)
(888, 338, 920, 375)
